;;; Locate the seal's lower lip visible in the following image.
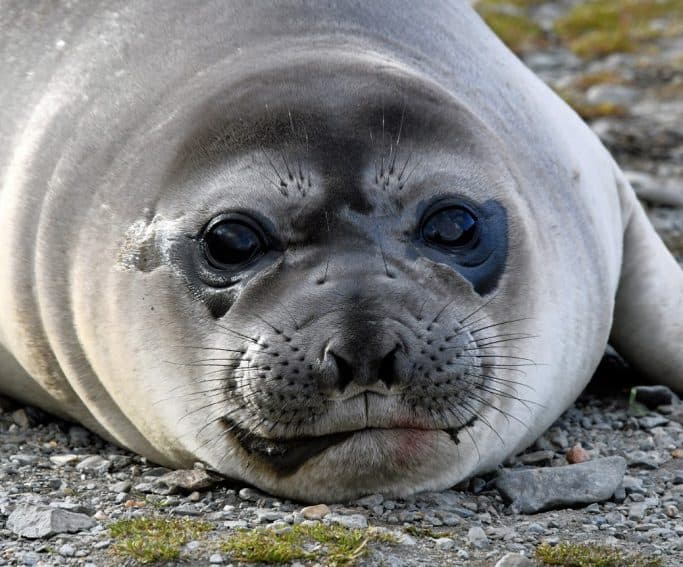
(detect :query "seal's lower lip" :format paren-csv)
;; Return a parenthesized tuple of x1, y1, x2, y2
(226, 419, 355, 475)
(223, 417, 444, 476)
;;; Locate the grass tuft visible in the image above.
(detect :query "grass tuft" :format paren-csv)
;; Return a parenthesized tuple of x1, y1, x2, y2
(222, 523, 395, 566)
(554, 88, 627, 120)
(475, 1, 547, 53)
(109, 516, 212, 564)
(554, 0, 683, 59)
(536, 542, 664, 567)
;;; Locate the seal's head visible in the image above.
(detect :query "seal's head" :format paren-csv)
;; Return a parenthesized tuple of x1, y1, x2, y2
(103, 49, 594, 501)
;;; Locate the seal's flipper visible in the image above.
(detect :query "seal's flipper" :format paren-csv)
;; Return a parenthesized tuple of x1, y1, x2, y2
(610, 172, 683, 392)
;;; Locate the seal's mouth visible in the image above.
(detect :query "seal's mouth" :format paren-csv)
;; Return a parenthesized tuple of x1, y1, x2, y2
(225, 418, 355, 475)
(223, 417, 468, 476)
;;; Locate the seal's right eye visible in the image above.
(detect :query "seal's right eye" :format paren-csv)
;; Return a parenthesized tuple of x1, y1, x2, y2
(203, 217, 265, 269)
(421, 205, 478, 249)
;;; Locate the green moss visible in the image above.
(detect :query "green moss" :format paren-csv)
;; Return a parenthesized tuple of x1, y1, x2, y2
(222, 523, 396, 566)
(475, 1, 547, 53)
(571, 70, 625, 90)
(109, 516, 212, 564)
(554, 0, 683, 59)
(554, 88, 627, 120)
(536, 542, 663, 567)
(403, 525, 453, 539)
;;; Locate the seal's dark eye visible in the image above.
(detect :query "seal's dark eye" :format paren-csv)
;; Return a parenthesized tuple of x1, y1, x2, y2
(422, 206, 478, 248)
(203, 219, 264, 269)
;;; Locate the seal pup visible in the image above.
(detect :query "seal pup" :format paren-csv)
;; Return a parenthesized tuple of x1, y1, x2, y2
(1, 1, 681, 501)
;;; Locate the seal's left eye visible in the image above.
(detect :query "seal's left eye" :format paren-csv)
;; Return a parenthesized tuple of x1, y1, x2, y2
(203, 219, 265, 269)
(421, 205, 478, 248)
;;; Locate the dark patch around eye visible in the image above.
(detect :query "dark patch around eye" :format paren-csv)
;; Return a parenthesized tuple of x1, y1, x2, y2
(414, 197, 507, 295)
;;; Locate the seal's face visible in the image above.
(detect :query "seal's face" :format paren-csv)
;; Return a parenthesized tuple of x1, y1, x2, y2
(115, 57, 547, 500)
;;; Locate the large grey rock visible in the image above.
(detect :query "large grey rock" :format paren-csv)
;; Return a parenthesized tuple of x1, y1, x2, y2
(495, 456, 626, 514)
(7, 504, 96, 538)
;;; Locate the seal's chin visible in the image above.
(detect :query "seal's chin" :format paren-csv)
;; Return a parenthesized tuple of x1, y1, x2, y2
(225, 417, 460, 477)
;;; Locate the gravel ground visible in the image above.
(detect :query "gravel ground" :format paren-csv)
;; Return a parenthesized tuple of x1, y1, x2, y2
(2, 1, 683, 565)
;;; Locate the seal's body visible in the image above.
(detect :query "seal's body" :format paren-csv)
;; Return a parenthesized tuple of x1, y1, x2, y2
(1, 1, 681, 501)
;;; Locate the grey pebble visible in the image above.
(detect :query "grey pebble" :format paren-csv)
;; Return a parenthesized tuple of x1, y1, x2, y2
(467, 526, 490, 549)
(639, 415, 670, 430)
(326, 513, 368, 530)
(58, 544, 75, 557)
(435, 537, 455, 550)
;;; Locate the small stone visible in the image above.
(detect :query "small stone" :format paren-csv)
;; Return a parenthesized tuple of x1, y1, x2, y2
(10, 453, 40, 465)
(495, 456, 626, 514)
(58, 544, 75, 557)
(470, 477, 487, 494)
(518, 450, 555, 465)
(622, 475, 646, 494)
(565, 444, 590, 464)
(75, 455, 111, 473)
(301, 504, 330, 520)
(11, 409, 30, 428)
(209, 554, 224, 564)
(18, 551, 40, 566)
(638, 415, 669, 430)
(393, 531, 417, 546)
(189, 491, 201, 502)
(68, 425, 91, 445)
(7, 504, 96, 538)
(435, 537, 455, 550)
(326, 513, 367, 530)
(549, 430, 569, 449)
(586, 84, 638, 105)
(184, 540, 201, 552)
(224, 520, 249, 529)
(355, 493, 384, 507)
(172, 504, 202, 516)
(494, 553, 537, 567)
(612, 485, 626, 503)
(626, 450, 661, 469)
(632, 385, 676, 409)
(467, 526, 490, 549)
(110, 480, 131, 493)
(151, 469, 219, 495)
(50, 454, 81, 466)
(527, 522, 546, 534)
(628, 502, 648, 521)
(673, 470, 683, 485)
(93, 539, 111, 549)
(94, 510, 108, 521)
(604, 511, 624, 524)
(239, 487, 267, 502)
(665, 504, 679, 518)
(255, 509, 286, 523)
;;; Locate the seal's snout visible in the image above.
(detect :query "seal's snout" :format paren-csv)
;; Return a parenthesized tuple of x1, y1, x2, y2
(323, 342, 402, 393)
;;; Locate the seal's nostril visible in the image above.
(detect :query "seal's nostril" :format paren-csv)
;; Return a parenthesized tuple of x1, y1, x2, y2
(329, 352, 354, 392)
(327, 344, 400, 392)
(378, 346, 399, 388)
